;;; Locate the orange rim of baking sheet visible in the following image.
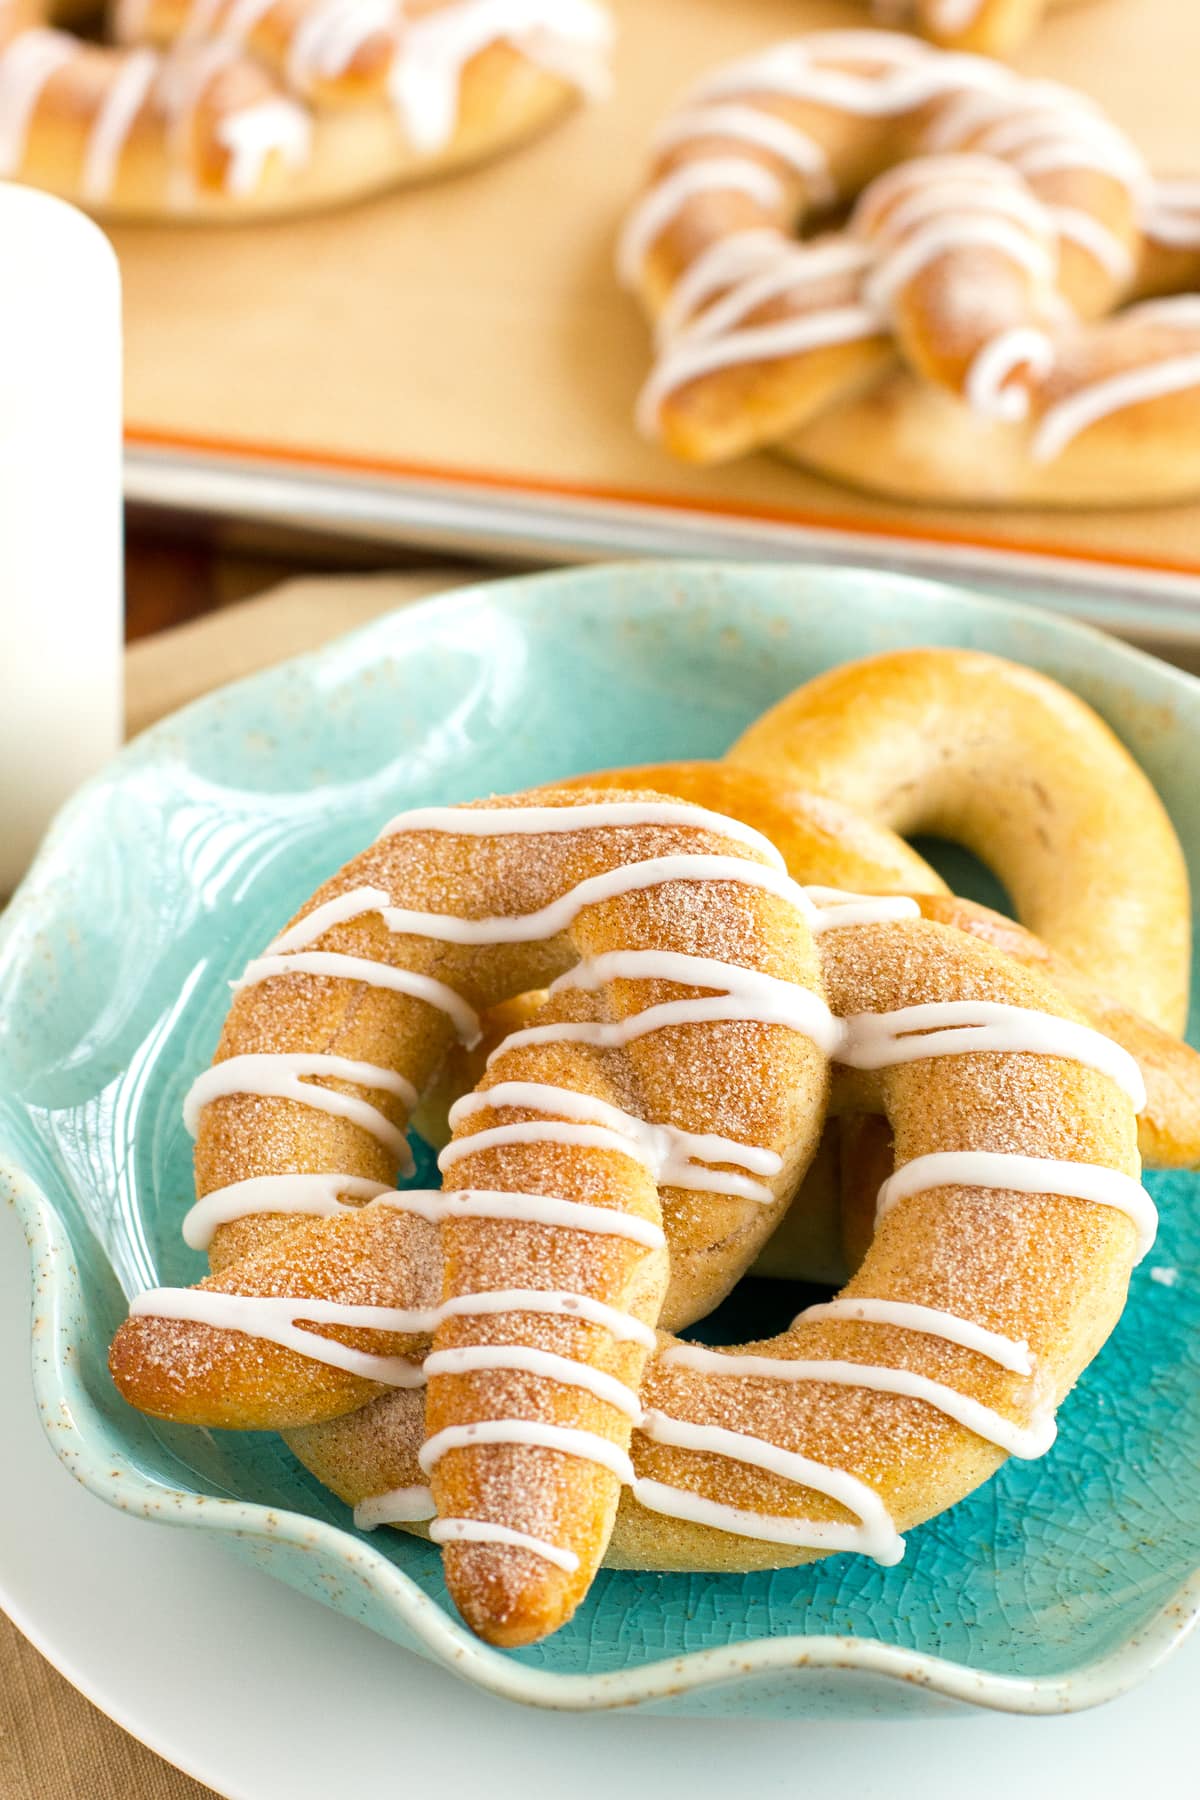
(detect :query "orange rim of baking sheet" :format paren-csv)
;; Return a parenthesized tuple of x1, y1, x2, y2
(124, 422, 1200, 589)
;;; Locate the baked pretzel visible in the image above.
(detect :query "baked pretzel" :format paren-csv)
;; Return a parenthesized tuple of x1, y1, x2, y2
(870, 0, 1086, 58)
(281, 906, 1151, 1642)
(621, 31, 1200, 506)
(105, 650, 1188, 1645)
(0, 0, 610, 219)
(109, 787, 1160, 1644)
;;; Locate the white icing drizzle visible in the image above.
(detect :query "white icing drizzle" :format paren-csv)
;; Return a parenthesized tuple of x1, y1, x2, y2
(673, 240, 875, 348)
(155, 40, 237, 206)
(865, 215, 1056, 315)
(965, 326, 1055, 423)
(839, 1000, 1147, 1110)
(269, 884, 395, 954)
(1126, 297, 1200, 329)
(924, 80, 1144, 192)
(281, 855, 813, 951)
(424, 1345, 644, 1419)
(616, 157, 785, 289)
(1140, 180, 1200, 250)
(182, 1052, 416, 1171)
(428, 1517, 580, 1572)
(485, 947, 841, 1060)
(419, 1418, 637, 1485)
(438, 1118, 659, 1174)
(661, 1344, 1055, 1459)
(635, 305, 883, 438)
(213, 0, 280, 47)
(1033, 352, 1200, 464)
(855, 154, 1051, 244)
(375, 1188, 667, 1251)
(182, 1171, 390, 1249)
(375, 799, 781, 849)
(285, 0, 395, 91)
(81, 46, 157, 201)
(795, 1296, 1034, 1375)
(437, 1287, 658, 1348)
(387, 0, 611, 154)
(233, 950, 482, 1047)
(553, 946, 836, 1041)
(925, 0, 984, 28)
(985, 123, 1143, 193)
(0, 31, 75, 175)
(354, 1484, 436, 1528)
(1051, 205, 1133, 283)
(632, 1478, 902, 1564)
(876, 1150, 1158, 1260)
(652, 228, 786, 345)
(448, 1081, 782, 1203)
(795, 888, 921, 931)
(636, 1410, 905, 1564)
(129, 1288, 430, 1384)
(651, 103, 835, 207)
(852, 158, 1061, 375)
(215, 99, 310, 196)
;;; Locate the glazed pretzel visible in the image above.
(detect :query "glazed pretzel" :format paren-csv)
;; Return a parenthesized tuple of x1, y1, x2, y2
(110, 783, 1159, 1644)
(0, 0, 610, 219)
(283, 903, 1151, 1643)
(870, 0, 1087, 58)
(107, 652, 1191, 1645)
(620, 31, 1200, 506)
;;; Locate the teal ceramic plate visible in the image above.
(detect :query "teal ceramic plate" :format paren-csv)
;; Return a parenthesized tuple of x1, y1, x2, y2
(2, 563, 1198, 1717)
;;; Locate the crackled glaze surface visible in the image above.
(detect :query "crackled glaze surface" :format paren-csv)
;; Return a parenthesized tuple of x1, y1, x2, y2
(1, 563, 1198, 1715)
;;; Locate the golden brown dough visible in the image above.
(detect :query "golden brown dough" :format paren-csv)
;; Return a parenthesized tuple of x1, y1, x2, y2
(730, 647, 1191, 1033)
(0, 0, 610, 220)
(622, 31, 1200, 506)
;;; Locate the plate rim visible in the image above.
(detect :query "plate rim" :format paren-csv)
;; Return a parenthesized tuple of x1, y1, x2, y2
(6, 559, 1200, 1714)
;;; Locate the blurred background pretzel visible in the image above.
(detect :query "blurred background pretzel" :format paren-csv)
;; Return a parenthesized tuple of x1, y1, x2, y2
(622, 31, 1200, 507)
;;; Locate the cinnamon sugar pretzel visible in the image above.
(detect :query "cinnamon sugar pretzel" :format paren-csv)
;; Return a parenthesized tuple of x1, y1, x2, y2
(0, 0, 610, 219)
(288, 903, 1150, 1639)
(107, 653, 1190, 1646)
(621, 31, 1200, 507)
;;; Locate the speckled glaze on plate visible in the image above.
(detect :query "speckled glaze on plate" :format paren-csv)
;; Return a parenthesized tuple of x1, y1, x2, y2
(1, 562, 1198, 1717)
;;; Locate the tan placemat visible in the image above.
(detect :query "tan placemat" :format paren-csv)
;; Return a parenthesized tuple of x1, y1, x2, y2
(0, 1612, 216, 1800)
(2, 565, 462, 1800)
(116, 0, 1200, 580)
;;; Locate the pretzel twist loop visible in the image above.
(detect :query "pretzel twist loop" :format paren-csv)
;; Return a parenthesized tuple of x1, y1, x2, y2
(0, 0, 610, 218)
(621, 32, 1200, 506)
